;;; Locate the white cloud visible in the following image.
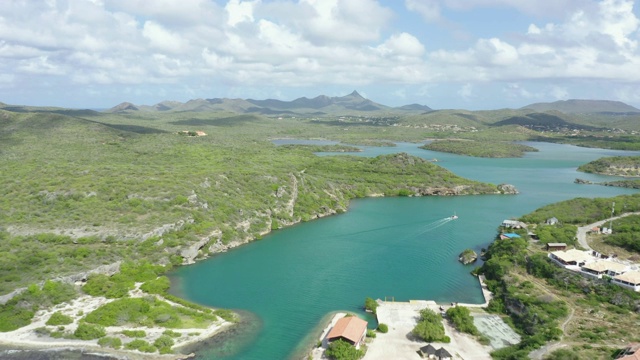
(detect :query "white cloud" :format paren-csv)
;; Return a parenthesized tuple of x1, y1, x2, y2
(421, 0, 592, 18)
(225, 0, 258, 27)
(1, 0, 640, 108)
(458, 83, 474, 100)
(405, 0, 441, 22)
(550, 86, 569, 99)
(296, 0, 393, 44)
(142, 21, 186, 53)
(375, 33, 426, 58)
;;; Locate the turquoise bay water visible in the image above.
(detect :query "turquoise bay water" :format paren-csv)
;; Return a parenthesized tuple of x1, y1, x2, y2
(171, 142, 639, 360)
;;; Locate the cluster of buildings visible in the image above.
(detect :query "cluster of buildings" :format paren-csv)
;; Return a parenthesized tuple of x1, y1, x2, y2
(500, 216, 640, 292)
(548, 248, 640, 291)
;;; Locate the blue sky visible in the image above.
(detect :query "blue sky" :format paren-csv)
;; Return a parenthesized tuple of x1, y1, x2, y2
(1, 0, 640, 110)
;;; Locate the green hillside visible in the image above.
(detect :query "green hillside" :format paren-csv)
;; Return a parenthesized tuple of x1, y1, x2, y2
(0, 107, 509, 293)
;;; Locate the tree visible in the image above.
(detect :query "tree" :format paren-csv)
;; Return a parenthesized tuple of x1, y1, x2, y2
(445, 306, 478, 335)
(412, 308, 448, 342)
(364, 297, 378, 314)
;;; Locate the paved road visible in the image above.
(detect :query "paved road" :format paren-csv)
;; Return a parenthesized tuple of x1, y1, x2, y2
(576, 212, 640, 251)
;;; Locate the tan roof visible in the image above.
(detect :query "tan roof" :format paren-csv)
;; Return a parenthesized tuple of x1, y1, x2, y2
(552, 249, 591, 264)
(614, 271, 640, 285)
(547, 243, 567, 247)
(327, 316, 368, 344)
(582, 261, 628, 273)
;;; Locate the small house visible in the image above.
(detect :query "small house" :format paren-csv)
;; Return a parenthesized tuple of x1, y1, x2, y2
(548, 249, 591, 267)
(419, 344, 437, 358)
(420, 344, 452, 360)
(502, 220, 526, 229)
(546, 243, 567, 251)
(326, 316, 368, 348)
(546, 217, 559, 225)
(435, 347, 453, 360)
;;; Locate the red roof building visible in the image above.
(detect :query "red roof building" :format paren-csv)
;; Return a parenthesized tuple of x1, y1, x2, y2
(617, 343, 640, 360)
(327, 316, 368, 348)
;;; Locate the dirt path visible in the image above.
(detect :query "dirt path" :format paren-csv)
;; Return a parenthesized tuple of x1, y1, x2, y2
(576, 212, 640, 251)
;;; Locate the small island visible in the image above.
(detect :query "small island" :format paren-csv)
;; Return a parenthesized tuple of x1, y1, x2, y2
(577, 156, 640, 177)
(458, 249, 478, 264)
(420, 140, 538, 158)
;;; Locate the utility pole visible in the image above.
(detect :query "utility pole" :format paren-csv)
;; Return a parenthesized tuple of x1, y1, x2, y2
(610, 202, 615, 232)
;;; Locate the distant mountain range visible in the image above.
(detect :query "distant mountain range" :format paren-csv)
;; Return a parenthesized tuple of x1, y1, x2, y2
(105, 91, 432, 115)
(521, 99, 640, 114)
(105, 94, 640, 116)
(3, 94, 639, 118)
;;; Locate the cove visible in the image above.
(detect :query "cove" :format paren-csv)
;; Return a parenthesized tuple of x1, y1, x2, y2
(170, 142, 640, 360)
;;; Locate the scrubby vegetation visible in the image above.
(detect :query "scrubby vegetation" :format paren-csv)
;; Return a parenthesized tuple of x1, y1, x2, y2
(0, 108, 506, 295)
(420, 140, 538, 158)
(98, 336, 122, 349)
(46, 312, 73, 326)
(83, 296, 217, 328)
(520, 193, 640, 225)
(0, 281, 77, 332)
(604, 215, 640, 253)
(478, 195, 640, 359)
(578, 156, 640, 176)
(74, 323, 106, 340)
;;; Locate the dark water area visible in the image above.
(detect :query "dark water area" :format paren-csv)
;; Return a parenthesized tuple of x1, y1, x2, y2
(0, 348, 119, 360)
(170, 141, 640, 359)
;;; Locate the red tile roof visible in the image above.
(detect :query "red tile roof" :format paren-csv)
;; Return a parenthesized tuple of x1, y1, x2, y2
(618, 343, 640, 360)
(327, 316, 368, 345)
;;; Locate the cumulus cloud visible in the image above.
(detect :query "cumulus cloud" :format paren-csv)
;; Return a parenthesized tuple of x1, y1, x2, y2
(408, 0, 593, 19)
(428, 0, 640, 83)
(1, 0, 639, 108)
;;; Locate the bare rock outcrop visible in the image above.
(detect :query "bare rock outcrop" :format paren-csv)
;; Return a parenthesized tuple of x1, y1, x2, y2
(497, 183, 519, 194)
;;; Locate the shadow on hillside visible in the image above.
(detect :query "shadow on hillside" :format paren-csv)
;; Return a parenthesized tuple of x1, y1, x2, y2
(94, 123, 167, 134)
(171, 115, 260, 127)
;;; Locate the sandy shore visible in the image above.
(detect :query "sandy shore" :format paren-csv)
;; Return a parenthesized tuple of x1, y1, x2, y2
(0, 284, 233, 359)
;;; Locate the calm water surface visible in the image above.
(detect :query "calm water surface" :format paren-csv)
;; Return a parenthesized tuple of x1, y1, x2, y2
(171, 142, 639, 360)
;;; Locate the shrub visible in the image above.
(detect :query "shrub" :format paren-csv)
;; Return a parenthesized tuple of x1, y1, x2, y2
(377, 323, 388, 333)
(125, 339, 150, 350)
(325, 339, 364, 360)
(98, 336, 122, 349)
(163, 329, 181, 338)
(153, 334, 175, 349)
(46, 312, 73, 326)
(140, 276, 170, 295)
(74, 323, 106, 340)
(366, 329, 376, 338)
(122, 329, 146, 338)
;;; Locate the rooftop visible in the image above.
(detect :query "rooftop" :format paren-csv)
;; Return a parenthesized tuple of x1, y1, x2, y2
(551, 249, 591, 264)
(582, 260, 628, 273)
(614, 271, 640, 285)
(327, 316, 367, 345)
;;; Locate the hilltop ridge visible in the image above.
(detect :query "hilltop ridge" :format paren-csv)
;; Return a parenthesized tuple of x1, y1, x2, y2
(105, 91, 430, 115)
(521, 99, 640, 114)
